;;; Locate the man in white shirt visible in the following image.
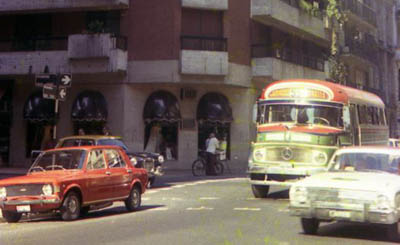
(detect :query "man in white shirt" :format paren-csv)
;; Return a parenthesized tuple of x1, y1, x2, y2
(206, 133, 219, 175)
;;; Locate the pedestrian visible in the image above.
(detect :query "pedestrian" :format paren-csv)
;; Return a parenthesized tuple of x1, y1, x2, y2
(206, 133, 219, 175)
(78, 128, 85, 135)
(102, 126, 111, 136)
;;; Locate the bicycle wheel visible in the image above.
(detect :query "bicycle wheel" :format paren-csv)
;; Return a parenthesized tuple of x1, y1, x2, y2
(215, 161, 224, 175)
(192, 159, 206, 176)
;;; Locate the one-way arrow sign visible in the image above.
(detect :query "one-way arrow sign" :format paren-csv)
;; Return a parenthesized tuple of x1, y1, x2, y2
(60, 74, 72, 87)
(58, 87, 67, 101)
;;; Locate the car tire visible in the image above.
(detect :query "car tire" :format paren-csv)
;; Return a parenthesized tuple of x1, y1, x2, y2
(2, 210, 22, 223)
(60, 191, 81, 221)
(147, 177, 155, 189)
(251, 185, 269, 198)
(125, 186, 141, 212)
(301, 218, 319, 235)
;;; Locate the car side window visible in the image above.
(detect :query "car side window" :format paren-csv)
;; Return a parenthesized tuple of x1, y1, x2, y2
(105, 149, 126, 168)
(86, 150, 106, 170)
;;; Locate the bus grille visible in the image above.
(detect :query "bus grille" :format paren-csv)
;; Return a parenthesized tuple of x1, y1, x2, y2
(266, 147, 312, 163)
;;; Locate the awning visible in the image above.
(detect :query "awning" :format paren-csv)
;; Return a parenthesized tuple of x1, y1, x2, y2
(143, 91, 181, 123)
(197, 92, 233, 123)
(23, 91, 55, 121)
(71, 90, 107, 121)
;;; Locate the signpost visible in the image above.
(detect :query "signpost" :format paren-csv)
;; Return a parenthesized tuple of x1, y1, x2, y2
(35, 73, 72, 140)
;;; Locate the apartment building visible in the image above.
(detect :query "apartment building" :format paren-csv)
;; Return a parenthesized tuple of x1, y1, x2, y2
(0, 0, 397, 170)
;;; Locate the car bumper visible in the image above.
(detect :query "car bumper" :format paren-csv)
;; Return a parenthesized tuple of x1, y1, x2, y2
(290, 205, 397, 224)
(0, 196, 61, 212)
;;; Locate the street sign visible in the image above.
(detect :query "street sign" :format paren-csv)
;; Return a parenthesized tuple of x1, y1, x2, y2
(60, 74, 72, 87)
(58, 87, 67, 101)
(35, 74, 58, 87)
(42, 85, 57, 100)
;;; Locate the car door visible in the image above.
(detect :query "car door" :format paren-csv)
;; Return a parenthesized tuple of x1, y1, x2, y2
(104, 149, 132, 199)
(84, 149, 113, 202)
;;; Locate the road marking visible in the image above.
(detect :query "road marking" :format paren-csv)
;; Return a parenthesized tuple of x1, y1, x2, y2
(246, 198, 257, 200)
(233, 207, 261, 211)
(278, 208, 290, 212)
(149, 207, 169, 211)
(186, 206, 214, 211)
(199, 197, 220, 200)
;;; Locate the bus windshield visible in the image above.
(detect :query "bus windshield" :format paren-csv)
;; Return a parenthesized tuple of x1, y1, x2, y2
(257, 104, 343, 128)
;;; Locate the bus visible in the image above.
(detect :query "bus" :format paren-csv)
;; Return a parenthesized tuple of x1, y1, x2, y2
(248, 79, 389, 198)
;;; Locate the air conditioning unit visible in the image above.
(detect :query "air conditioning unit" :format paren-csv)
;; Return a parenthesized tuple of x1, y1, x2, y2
(180, 88, 197, 100)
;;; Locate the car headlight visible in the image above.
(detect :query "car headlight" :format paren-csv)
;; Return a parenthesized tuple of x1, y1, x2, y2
(130, 157, 138, 166)
(312, 151, 327, 165)
(253, 148, 266, 162)
(158, 155, 164, 163)
(374, 194, 391, 210)
(0, 187, 6, 198)
(290, 186, 308, 204)
(42, 184, 53, 196)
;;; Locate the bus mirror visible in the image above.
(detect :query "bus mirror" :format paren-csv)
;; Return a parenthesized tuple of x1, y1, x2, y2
(252, 104, 258, 124)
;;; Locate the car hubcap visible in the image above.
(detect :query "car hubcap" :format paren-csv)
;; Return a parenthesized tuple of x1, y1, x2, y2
(132, 191, 139, 206)
(68, 198, 77, 213)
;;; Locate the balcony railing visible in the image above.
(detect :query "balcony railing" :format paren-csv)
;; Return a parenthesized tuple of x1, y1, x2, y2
(251, 45, 325, 71)
(280, 0, 324, 19)
(0, 36, 68, 52)
(181, 35, 227, 52)
(341, 0, 377, 27)
(343, 37, 379, 64)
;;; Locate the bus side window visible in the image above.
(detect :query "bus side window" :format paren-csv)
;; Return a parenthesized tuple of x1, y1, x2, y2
(379, 108, 386, 125)
(342, 106, 351, 131)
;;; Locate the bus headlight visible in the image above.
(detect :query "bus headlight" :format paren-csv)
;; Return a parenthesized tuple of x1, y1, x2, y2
(312, 151, 327, 165)
(253, 148, 266, 162)
(42, 184, 53, 196)
(0, 187, 6, 198)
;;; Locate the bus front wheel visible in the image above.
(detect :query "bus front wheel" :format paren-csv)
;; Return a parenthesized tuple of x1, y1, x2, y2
(251, 185, 269, 198)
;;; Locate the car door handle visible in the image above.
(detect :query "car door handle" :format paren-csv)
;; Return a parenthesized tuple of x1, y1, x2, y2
(105, 171, 111, 175)
(127, 169, 132, 173)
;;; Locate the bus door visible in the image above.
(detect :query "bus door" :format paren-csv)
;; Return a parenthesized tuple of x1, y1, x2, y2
(349, 104, 360, 145)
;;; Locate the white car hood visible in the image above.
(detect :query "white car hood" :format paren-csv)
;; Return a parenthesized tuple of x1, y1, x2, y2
(297, 172, 400, 192)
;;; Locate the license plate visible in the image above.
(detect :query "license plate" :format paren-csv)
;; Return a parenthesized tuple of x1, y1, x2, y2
(16, 205, 31, 213)
(329, 210, 350, 218)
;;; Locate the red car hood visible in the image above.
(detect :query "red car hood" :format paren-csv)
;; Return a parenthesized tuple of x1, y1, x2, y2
(0, 170, 83, 186)
(258, 124, 342, 135)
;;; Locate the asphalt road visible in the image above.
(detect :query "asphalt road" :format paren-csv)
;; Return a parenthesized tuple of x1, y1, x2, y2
(0, 175, 396, 245)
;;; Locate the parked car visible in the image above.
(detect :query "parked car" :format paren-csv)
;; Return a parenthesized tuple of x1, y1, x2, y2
(289, 146, 400, 241)
(0, 145, 147, 223)
(55, 135, 164, 188)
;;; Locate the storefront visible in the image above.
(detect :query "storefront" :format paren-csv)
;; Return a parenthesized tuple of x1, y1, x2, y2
(143, 90, 181, 161)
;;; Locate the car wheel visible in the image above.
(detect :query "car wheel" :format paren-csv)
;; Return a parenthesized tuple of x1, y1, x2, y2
(2, 210, 22, 223)
(301, 218, 319, 235)
(80, 206, 90, 217)
(386, 222, 400, 242)
(60, 191, 81, 221)
(147, 177, 155, 188)
(251, 185, 269, 198)
(125, 186, 141, 212)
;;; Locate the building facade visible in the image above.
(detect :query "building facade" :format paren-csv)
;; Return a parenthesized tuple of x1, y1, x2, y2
(0, 0, 397, 170)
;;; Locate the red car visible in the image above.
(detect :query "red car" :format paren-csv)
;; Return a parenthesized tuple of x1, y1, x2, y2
(0, 145, 148, 223)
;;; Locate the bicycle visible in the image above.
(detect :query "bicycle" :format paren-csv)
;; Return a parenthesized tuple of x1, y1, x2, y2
(192, 150, 224, 176)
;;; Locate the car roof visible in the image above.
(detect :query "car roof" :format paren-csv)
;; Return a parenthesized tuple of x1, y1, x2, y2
(59, 135, 122, 140)
(335, 146, 400, 155)
(44, 145, 124, 152)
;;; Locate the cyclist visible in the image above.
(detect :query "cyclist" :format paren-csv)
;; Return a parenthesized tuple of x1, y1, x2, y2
(205, 133, 219, 175)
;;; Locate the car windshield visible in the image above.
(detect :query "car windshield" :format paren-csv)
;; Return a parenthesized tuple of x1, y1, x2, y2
(97, 139, 128, 151)
(330, 152, 400, 174)
(59, 139, 95, 147)
(29, 149, 87, 172)
(257, 104, 343, 127)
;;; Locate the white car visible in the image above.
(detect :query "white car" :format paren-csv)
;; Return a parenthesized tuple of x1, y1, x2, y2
(289, 146, 400, 241)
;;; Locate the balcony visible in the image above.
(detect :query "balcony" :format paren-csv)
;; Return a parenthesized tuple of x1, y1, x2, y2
(0, 0, 129, 14)
(180, 35, 228, 75)
(182, 0, 228, 10)
(342, 36, 379, 65)
(341, 0, 377, 28)
(251, 45, 326, 80)
(0, 34, 127, 76)
(251, 0, 328, 41)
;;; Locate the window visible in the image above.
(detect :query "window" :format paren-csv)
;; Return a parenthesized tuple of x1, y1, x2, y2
(87, 150, 106, 169)
(105, 149, 126, 168)
(379, 108, 386, 125)
(61, 139, 95, 147)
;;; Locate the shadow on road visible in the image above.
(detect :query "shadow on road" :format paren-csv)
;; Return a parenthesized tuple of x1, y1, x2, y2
(300, 221, 393, 243)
